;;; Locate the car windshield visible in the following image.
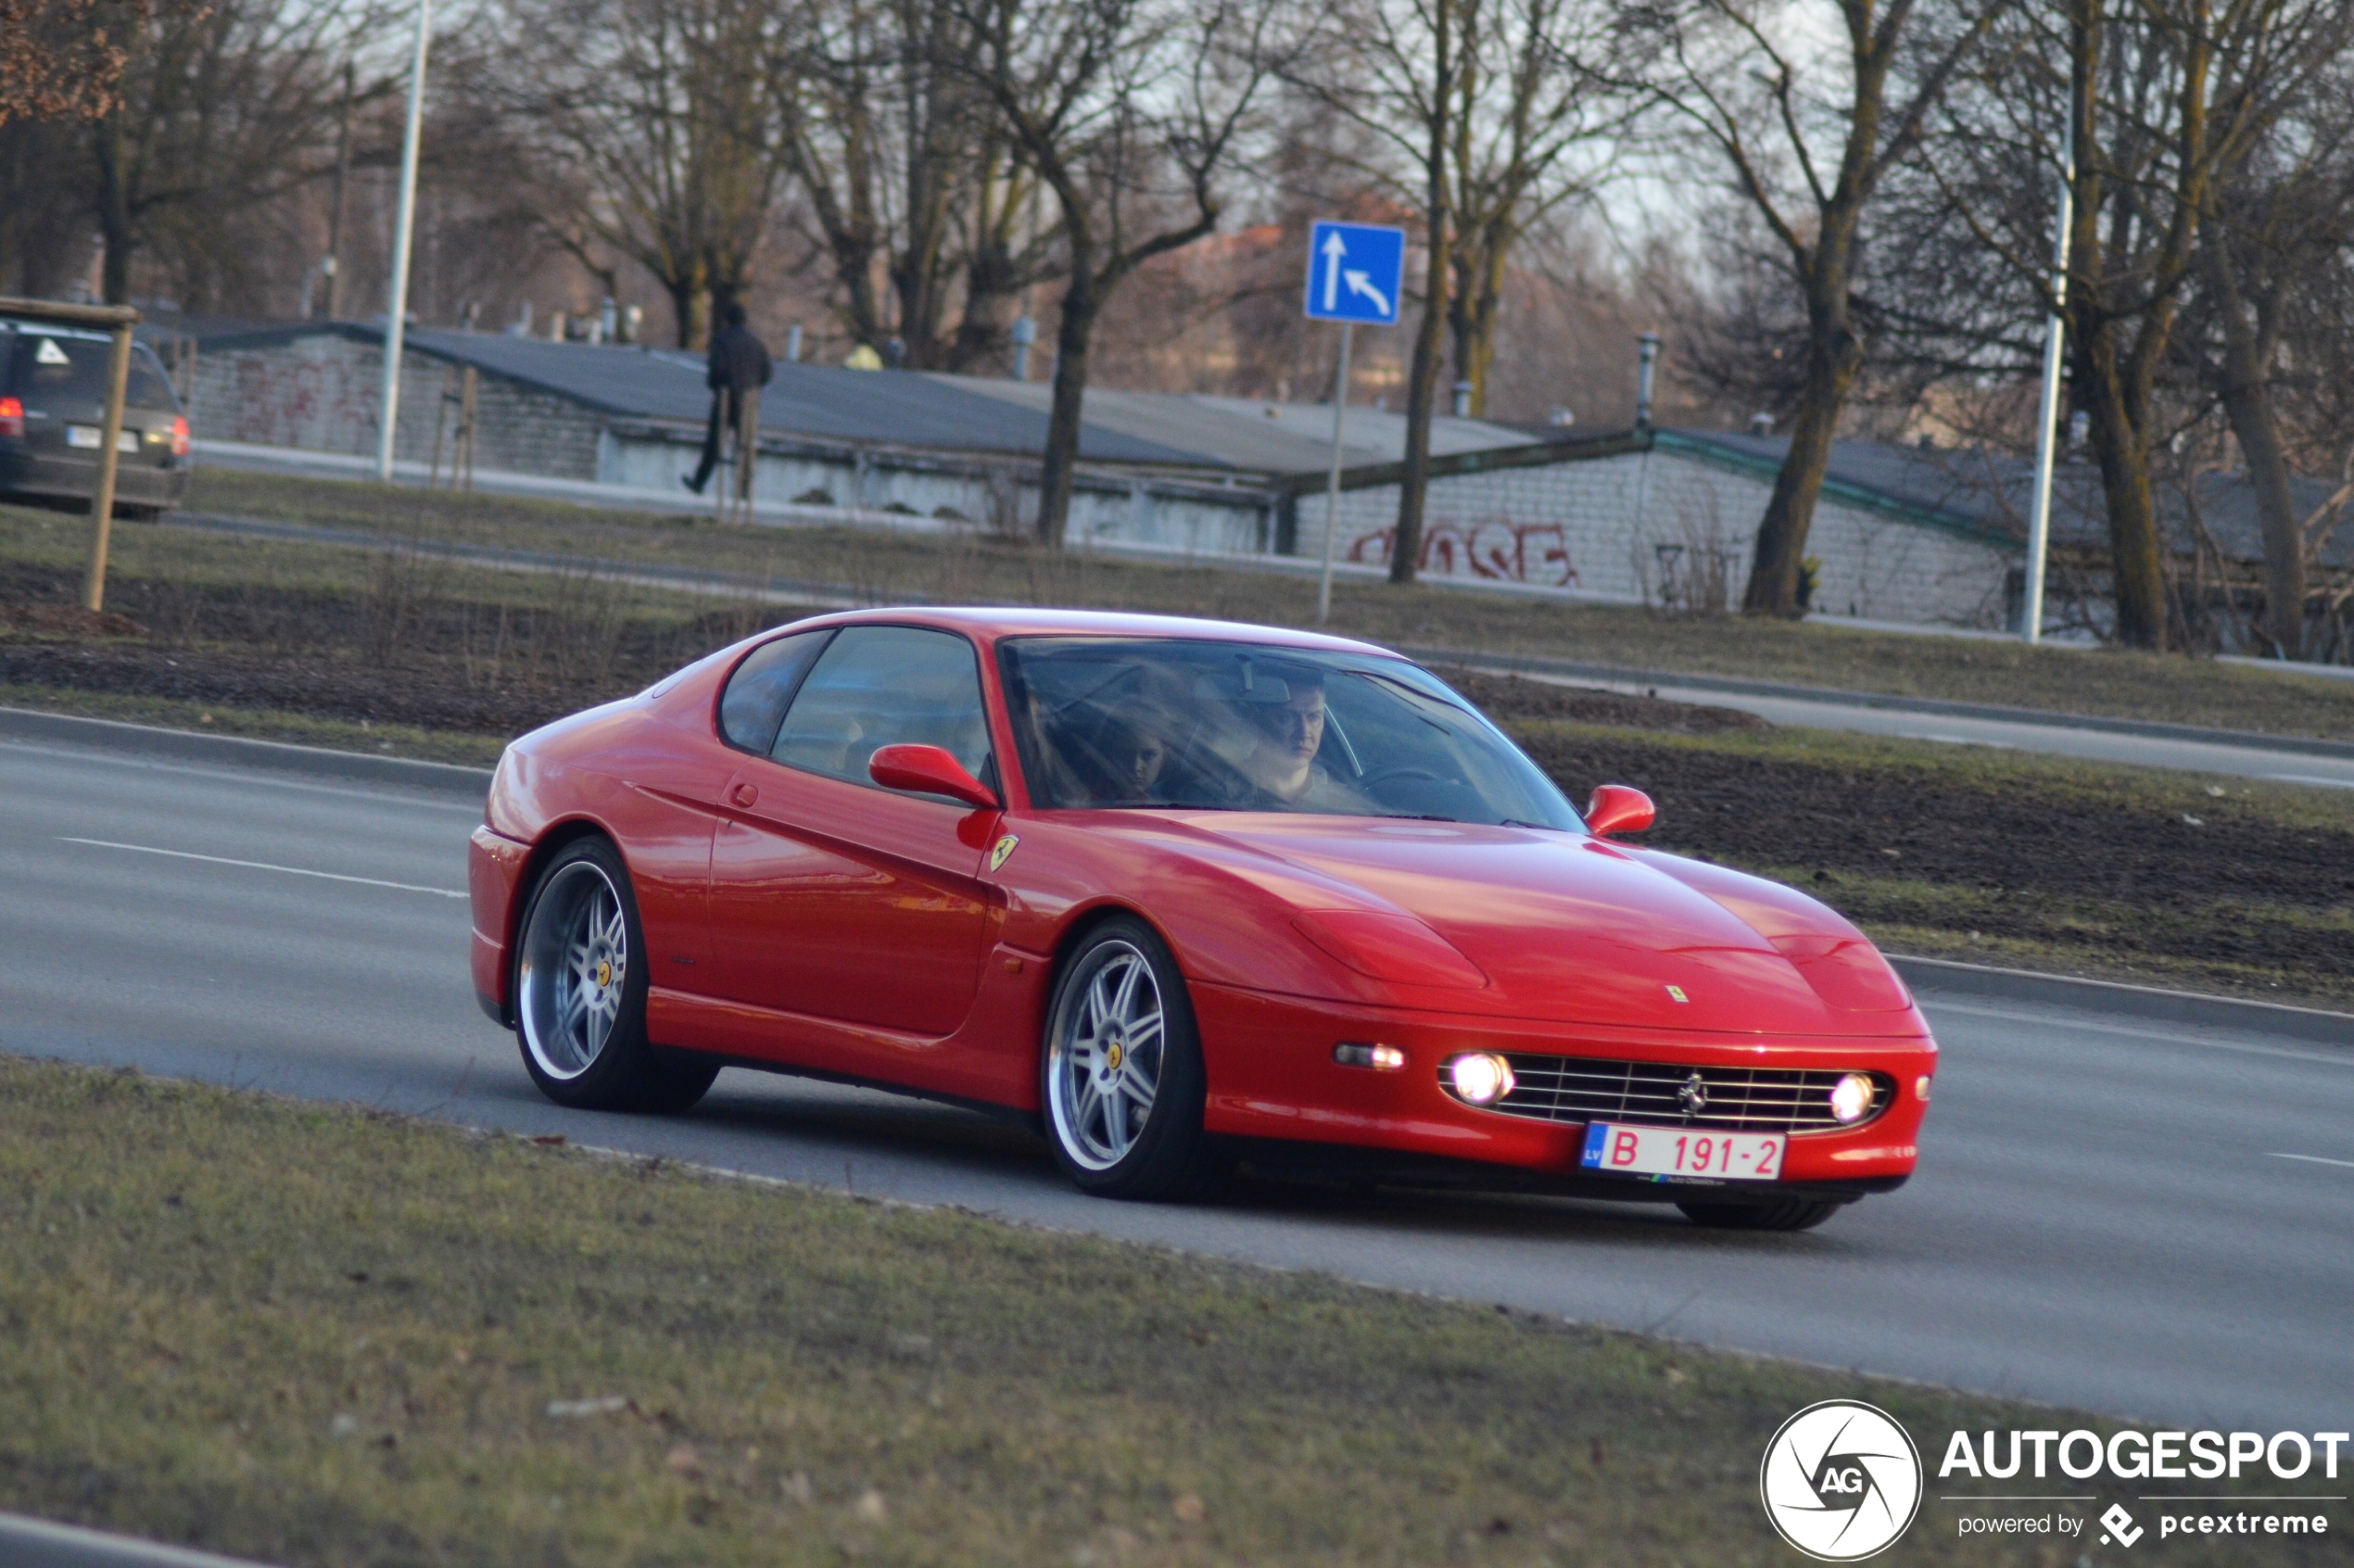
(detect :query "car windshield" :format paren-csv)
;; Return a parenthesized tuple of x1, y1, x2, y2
(999, 637, 1582, 829)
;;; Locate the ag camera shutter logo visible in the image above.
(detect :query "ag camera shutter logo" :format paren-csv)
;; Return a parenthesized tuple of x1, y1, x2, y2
(1760, 1400, 1924, 1560)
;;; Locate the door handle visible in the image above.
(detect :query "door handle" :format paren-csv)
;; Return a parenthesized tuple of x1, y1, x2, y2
(728, 781, 758, 808)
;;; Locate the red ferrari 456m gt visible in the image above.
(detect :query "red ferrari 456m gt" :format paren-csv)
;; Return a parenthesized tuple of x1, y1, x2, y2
(468, 608, 1934, 1230)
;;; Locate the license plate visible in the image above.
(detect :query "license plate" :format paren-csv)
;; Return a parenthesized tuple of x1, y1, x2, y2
(66, 425, 140, 452)
(1581, 1122, 1784, 1181)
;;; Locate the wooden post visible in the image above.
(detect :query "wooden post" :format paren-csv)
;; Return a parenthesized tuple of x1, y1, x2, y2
(730, 386, 760, 523)
(82, 321, 135, 613)
(457, 366, 477, 492)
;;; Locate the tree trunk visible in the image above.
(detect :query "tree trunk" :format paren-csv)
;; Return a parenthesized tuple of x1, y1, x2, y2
(1035, 275, 1095, 548)
(1447, 215, 1507, 416)
(2073, 330, 2170, 648)
(2203, 242, 2304, 656)
(1391, 0, 1453, 587)
(1742, 240, 1861, 615)
(95, 109, 133, 305)
(664, 272, 706, 349)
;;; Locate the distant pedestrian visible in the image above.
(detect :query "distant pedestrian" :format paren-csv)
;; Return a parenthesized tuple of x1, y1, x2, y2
(684, 301, 772, 495)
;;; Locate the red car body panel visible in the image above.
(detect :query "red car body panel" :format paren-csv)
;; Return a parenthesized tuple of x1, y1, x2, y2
(468, 607, 1936, 1197)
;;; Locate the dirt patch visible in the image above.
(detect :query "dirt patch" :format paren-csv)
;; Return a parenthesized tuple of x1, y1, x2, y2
(0, 601, 147, 639)
(1513, 727, 2354, 980)
(0, 563, 794, 738)
(1433, 665, 1769, 735)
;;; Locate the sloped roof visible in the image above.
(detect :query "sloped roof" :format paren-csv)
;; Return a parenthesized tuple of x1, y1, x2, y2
(1664, 428, 2353, 567)
(938, 377, 1538, 474)
(187, 322, 1215, 467)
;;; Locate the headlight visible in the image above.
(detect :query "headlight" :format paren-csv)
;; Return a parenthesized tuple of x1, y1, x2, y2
(1447, 1052, 1516, 1106)
(1829, 1072, 1876, 1124)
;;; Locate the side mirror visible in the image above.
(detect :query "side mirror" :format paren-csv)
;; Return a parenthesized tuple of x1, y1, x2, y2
(1584, 784, 1655, 839)
(868, 743, 999, 810)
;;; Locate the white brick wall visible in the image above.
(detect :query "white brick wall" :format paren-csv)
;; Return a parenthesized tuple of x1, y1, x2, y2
(1295, 444, 2014, 627)
(192, 334, 601, 479)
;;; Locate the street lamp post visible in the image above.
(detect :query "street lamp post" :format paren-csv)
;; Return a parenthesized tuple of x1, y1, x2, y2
(375, 0, 434, 483)
(2021, 116, 2075, 645)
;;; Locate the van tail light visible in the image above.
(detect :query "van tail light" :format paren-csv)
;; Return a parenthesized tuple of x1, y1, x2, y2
(0, 397, 22, 438)
(171, 415, 190, 456)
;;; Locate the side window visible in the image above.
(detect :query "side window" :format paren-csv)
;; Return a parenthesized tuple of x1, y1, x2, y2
(771, 626, 992, 790)
(717, 629, 831, 755)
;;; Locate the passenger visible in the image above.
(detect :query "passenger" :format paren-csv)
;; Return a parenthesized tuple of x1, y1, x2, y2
(1096, 712, 1171, 800)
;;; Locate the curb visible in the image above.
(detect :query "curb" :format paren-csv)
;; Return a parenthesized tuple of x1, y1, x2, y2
(1889, 955, 2354, 1047)
(0, 706, 494, 799)
(1401, 645, 2354, 762)
(0, 1513, 275, 1568)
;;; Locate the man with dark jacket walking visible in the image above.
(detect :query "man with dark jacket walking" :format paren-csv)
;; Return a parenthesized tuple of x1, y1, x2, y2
(684, 302, 772, 495)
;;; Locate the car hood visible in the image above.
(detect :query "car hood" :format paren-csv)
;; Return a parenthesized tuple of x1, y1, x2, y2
(1147, 814, 1917, 1035)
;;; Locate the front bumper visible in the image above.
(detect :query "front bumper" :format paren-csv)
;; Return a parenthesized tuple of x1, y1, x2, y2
(469, 824, 531, 1025)
(1190, 981, 1932, 1196)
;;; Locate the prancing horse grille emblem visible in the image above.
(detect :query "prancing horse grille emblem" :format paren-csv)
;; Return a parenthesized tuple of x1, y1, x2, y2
(1677, 1071, 1709, 1115)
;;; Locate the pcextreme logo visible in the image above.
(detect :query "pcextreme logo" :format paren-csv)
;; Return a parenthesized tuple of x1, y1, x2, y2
(1760, 1400, 1925, 1561)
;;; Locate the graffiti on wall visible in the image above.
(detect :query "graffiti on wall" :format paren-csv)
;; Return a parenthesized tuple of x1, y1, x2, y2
(1346, 518, 1580, 587)
(226, 352, 380, 453)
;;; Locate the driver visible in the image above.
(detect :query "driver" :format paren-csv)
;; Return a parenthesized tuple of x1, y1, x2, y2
(1235, 666, 1360, 809)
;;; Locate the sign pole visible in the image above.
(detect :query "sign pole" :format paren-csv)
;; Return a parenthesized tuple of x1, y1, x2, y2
(1316, 322, 1354, 625)
(375, 0, 433, 484)
(2021, 113, 2073, 645)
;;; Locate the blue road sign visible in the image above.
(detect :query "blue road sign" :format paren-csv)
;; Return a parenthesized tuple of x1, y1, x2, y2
(1304, 221, 1405, 325)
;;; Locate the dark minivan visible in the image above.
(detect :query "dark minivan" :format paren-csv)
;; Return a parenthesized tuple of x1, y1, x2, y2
(0, 317, 192, 517)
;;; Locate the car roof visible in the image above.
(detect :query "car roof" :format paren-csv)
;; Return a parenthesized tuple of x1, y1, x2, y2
(791, 605, 1406, 657)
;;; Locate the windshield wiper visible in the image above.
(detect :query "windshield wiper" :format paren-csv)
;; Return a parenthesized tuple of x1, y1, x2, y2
(1375, 813, 1461, 823)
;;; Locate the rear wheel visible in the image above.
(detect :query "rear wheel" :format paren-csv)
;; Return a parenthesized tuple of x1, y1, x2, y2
(1677, 1198, 1844, 1233)
(1042, 917, 1228, 1201)
(513, 838, 718, 1113)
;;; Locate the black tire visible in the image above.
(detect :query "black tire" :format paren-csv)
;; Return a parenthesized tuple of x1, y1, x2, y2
(1677, 1198, 1845, 1233)
(512, 837, 719, 1114)
(1040, 916, 1229, 1201)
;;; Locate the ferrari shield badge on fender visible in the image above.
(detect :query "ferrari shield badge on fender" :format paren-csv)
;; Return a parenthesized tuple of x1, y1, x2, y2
(989, 834, 1019, 872)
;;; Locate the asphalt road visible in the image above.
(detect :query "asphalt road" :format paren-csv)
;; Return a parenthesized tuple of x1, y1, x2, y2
(7, 734, 2351, 1435)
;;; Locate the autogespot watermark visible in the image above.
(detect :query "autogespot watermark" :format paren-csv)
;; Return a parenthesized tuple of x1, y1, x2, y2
(1761, 1406, 2348, 1557)
(1760, 1400, 1925, 1561)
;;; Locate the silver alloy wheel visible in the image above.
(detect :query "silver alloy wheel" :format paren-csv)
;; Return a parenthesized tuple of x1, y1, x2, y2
(1047, 941, 1166, 1171)
(517, 858, 629, 1081)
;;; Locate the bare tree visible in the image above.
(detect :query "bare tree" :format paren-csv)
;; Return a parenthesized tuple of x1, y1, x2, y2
(948, 0, 1286, 547)
(500, 0, 795, 347)
(1915, 0, 2354, 648)
(1618, 0, 1995, 617)
(766, 0, 1059, 368)
(82, 0, 372, 304)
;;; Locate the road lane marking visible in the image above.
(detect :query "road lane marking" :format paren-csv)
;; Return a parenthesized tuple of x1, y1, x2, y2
(2267, 1152, 2354, 1170)
(2268, 773, 2354, 789)
(1920, 998, 2354, 1067)
(60, 838, 468, 898)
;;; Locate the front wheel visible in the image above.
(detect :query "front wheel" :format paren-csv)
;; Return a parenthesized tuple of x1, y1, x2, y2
(1042, 917, 1228, 1201)
(513, 838, 718, 1114)
(1677, 1198, 1844, 1233)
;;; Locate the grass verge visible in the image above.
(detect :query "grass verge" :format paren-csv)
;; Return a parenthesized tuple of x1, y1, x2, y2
(1, 1056, 2323, 1568)
(179, 468, 2354, 740)
(0, 684, 506, 767)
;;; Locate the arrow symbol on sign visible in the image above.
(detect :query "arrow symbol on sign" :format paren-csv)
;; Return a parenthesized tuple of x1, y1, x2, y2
(1322, 230, 1348, 310)
(1343, 269, 1388, 316)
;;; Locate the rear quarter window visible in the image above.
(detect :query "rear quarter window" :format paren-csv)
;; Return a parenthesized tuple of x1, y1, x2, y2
(2, 331, 180, 411)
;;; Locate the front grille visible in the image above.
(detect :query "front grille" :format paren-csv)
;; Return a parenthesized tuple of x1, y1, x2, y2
(1467, 1056, 1893, 1132)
